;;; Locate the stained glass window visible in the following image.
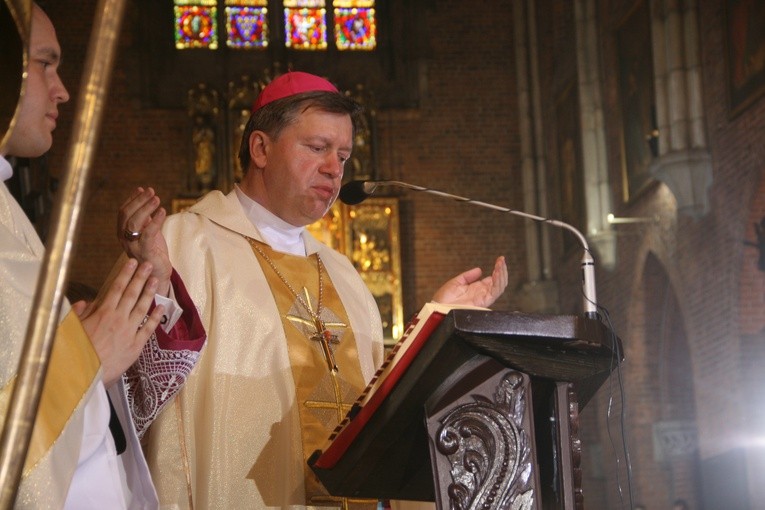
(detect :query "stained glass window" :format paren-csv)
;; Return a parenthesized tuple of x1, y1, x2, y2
(174, 0, 376, 51)
(225, 0, 269, 48)
(284, 0, 327, 50)
(175, 0, 218, 49)
(333, 0, 375, 51)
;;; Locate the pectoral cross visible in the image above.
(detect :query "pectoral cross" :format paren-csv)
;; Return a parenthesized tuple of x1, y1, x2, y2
(311, 316, 340, 373)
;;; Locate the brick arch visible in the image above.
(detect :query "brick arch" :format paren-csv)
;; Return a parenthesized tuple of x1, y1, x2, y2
(643, 253, 699, 506)
(641, 254, 694, 421)
(622, 251, 699, 508)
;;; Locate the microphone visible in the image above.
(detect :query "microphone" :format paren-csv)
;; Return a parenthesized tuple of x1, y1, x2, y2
(339, 180, 599, 318)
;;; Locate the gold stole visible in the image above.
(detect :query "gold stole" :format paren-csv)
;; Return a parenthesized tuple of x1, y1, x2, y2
(0, 311, 100, 476)
(250, 240, 376, 509)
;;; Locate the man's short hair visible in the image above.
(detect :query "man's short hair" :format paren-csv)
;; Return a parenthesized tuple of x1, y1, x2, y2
(237, 91, 363, 174)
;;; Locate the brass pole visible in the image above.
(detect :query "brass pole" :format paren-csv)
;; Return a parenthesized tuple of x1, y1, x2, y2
(0, 0, 128, 506)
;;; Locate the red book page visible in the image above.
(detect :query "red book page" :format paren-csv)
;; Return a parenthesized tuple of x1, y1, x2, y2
(313, 306, 450, 469)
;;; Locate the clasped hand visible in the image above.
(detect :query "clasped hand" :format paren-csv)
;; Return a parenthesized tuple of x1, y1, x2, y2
(71, 258, 165, 387)
(117, 187, 173, 297)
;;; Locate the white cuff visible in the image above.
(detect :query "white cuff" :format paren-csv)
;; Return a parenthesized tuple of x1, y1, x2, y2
(154, 289, 183, 333)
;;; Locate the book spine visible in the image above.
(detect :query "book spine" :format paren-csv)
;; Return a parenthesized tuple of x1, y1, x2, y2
(313, 310, 447, 469)
(327, 313, 423, 441)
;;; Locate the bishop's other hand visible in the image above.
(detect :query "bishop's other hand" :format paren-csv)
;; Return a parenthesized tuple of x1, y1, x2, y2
(117, 187, 172, 297)
(431, 256, 508, 308)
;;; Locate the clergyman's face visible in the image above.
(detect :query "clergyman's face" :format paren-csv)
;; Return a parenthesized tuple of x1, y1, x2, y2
(3, 5, 69, 158)
(256, 107, 353, 227)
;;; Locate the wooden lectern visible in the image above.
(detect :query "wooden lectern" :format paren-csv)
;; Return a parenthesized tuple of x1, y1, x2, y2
(308, 309, 622, 509)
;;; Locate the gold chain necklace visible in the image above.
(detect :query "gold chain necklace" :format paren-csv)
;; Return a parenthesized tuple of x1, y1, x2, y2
(247, 238, 340, 373)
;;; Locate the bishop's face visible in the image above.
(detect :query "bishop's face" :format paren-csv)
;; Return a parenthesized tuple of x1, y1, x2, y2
(3, 5, 69, 158)
(253, 107, 353, 227)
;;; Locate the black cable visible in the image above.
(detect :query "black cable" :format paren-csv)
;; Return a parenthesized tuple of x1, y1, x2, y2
(598, 304, 634, 509)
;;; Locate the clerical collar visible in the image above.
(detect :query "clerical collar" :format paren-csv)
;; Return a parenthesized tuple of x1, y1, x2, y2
(0, 156, 12, 182)
(235, 185, 307, 256)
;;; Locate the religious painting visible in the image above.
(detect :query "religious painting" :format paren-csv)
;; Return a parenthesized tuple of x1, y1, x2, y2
(307, 198, 403, 346)
(306, 203, 347, 253)
(555, 81, 585, 252)
(725, 0, 765, 117)
(616, 1, 657, 202)
(345, 199, 403, 345)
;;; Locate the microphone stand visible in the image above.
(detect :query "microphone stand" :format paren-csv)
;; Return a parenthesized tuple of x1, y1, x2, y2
(342, 180, 599, 318)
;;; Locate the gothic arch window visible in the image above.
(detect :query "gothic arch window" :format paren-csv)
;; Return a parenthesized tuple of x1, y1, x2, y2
(173, 0, 376, 51)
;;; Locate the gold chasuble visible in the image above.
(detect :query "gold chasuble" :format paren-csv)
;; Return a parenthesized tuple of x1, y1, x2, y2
(248, 239, 376, 509)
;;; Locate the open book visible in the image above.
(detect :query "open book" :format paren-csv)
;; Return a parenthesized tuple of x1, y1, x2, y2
(311, 301, 488, 470)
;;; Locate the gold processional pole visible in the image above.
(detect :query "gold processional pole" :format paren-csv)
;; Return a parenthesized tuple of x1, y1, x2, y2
(0, 0, 128, 506)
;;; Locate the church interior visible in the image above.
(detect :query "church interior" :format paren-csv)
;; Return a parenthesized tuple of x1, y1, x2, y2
(3, 0, 765, 508)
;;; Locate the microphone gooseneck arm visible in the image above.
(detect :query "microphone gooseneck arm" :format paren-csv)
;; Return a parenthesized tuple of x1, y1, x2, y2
(341, 180, 598, 318)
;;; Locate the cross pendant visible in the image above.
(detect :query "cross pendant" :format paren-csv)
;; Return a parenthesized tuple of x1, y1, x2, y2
(311, 317, 339, 373)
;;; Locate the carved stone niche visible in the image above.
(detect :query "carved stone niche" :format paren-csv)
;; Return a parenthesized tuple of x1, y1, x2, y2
(187, 83, 221, 195)
(649, 149, 713, 218)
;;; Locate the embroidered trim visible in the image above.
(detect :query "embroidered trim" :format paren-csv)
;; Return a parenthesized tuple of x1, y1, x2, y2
(123, 333, 200, 438)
